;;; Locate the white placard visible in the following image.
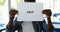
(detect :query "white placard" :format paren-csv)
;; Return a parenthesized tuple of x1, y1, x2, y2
(17, 3, 43, 21)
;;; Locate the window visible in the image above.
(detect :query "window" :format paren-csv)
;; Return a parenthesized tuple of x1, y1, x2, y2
(11, 0, 24, 10)
(0, 0, 9, 25)
(0, 0, 5, 24)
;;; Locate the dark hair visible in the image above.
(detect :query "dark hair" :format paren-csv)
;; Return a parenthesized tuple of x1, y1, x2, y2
(24, 0, 35, 2)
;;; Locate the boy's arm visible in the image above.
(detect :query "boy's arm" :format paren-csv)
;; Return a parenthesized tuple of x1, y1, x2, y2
(7, 10, 18, 30)
(7, 17, 14, 30)
(42, 9, 54, 30)
(47, 16, 54, 30)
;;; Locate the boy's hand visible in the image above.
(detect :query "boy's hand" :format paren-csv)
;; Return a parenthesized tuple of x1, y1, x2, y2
(42, 9, 52, 17)
(9, 10, 18, 18)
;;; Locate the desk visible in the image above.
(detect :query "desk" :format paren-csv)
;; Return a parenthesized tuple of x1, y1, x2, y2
(53, 22, 60, 32)
(52, 22, 60, 29)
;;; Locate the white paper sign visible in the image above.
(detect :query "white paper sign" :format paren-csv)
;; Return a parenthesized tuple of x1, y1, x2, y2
(17, 3, 43, 21)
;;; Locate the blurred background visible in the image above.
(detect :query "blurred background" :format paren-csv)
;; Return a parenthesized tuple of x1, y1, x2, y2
(0, 0, 60, 32)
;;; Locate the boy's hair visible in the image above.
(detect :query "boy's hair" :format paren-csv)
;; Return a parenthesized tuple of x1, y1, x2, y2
(25, 0, 35, 2)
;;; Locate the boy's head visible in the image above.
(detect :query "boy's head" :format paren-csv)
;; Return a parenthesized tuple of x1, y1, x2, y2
(9, 9, 18, 17)
(25, 0, 35, 2)
(42, 9, 52, 16)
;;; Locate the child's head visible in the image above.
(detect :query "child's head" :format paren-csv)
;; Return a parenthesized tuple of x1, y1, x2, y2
(25, 0, 35, 2)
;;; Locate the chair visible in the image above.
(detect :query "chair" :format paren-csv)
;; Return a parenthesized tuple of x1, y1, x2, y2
(0, 24, 6, 32)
